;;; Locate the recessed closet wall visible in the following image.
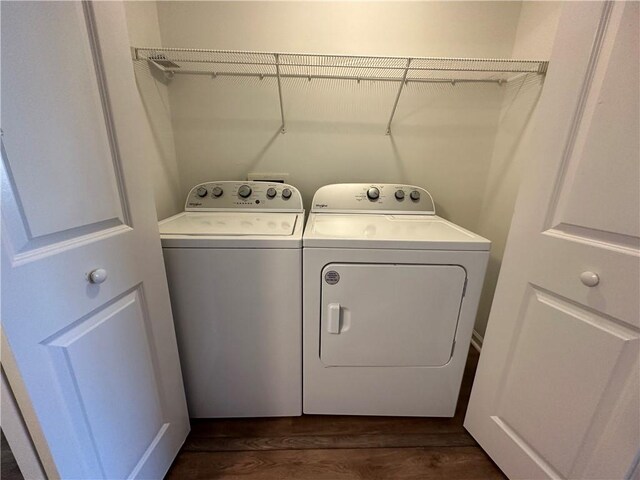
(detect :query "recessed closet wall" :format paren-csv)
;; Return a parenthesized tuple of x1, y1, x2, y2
(125, 1, 182, 220)
(473, 2, 561, 338)
(124, 1, 562, 338)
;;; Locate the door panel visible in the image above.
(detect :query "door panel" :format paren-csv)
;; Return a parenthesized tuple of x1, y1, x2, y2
(321, 263, 466, 367)
(493, 287, 637, 478)
(536, 0, 639, 328)
(533, 234, 639, 328)
(465, 3, 640, 479)
(547, 0, 639, 240)
(1, 2, 189, 479)
(44, 289, 165, 480)
(2, 2, 127, 241)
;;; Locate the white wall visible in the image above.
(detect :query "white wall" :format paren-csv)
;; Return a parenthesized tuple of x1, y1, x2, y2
(474, 1, 562, 339)
(157, 1, 522, 56)
(151, 1, 525, 231)
(124, 1, 182, 220)
(125, 1, 562, 334)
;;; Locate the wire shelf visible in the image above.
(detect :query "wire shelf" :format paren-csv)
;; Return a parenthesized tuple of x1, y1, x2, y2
(132, 47, 549, 134)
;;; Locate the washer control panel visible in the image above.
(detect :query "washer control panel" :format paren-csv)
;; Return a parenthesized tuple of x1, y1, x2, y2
(311, 183, 435, 214)
(186, 181, 303, 212)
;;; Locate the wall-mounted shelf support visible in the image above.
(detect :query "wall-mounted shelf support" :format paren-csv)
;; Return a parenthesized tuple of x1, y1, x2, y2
(386, 58, 412, 136)
(132, 47, 549, 135)
(274, 53, 286, 134)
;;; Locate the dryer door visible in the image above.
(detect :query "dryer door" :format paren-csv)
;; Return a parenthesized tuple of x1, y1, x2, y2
(320, 263, 466, 367)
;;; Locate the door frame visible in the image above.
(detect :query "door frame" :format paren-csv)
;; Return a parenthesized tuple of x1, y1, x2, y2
(1, 369, 43, 479)
(2, 333, 56, 478)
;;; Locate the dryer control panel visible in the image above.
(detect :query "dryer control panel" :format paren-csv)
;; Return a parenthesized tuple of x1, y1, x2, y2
(311, 184, 435, 214)
(185, 181, 303, 212)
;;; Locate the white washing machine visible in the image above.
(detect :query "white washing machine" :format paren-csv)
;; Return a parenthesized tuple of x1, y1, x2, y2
(159, 181, 304, 418)
(303, 183, 490, 416)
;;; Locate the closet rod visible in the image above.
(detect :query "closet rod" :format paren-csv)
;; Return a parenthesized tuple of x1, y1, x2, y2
(164, 69, 510, 85)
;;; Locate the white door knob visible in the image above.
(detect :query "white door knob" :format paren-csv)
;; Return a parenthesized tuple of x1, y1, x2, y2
(580, 271, 599, 287)
(88, 268, 108, 284)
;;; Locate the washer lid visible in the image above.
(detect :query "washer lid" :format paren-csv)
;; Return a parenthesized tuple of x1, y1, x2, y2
(159, 212, 298, 236)
(303, 214, 490, 250)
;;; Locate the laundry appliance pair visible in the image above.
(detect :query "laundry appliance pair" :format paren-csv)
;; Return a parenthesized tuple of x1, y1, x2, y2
(159, 181, 489, 418)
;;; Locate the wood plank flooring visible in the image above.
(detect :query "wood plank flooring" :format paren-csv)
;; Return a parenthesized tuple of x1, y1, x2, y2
(166, 348, 505, 479)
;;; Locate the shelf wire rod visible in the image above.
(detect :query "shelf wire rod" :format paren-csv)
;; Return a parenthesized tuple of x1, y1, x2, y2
(386, 58, 412, 136)
(135, 47, 545, 64)
(146, 57, 542, 74)
(275, 53, 286, 134)
(164, 69, 510, 85)
(133, 48, 547, 73)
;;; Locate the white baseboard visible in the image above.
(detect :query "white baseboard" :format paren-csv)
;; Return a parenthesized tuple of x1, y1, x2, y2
(470, 330, 484, 352)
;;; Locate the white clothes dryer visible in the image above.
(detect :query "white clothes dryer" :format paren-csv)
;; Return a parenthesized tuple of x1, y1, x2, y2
(303, 183, 490, 416)
(160, 181, 304, 418)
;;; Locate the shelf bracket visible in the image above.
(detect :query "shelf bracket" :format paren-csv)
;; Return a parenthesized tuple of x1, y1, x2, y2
(386, 58, 412, 135)
(275, 53, 286, 134)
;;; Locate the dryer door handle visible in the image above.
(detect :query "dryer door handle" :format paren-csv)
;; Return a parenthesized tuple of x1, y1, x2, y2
(327, 303, 342, 334)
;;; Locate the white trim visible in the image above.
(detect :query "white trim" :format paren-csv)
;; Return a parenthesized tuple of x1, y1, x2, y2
(2, 332, 59, 479)
(470, 330, 484, 352)
(1, 368, 47, 480)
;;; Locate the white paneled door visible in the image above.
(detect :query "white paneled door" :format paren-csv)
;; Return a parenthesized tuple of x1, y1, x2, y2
(1, 2, 189, 479)
(465, 2, 639, 479)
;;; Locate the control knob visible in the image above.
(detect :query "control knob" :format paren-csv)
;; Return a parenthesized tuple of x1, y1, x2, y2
(395, 190, 405, 200)
(266, 187, 277, 199)
(212, 186, 223, 197)
(282, 188, 292, 199)
(238, 185, 252, 198)
(367, 187, 380, 200)
(196, 187, 208, 198)
(410, 190, 421, 201)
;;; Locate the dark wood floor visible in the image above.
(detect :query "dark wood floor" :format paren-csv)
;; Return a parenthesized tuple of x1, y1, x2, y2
(166, 348, 505, 479)
(1, 430, 24, 480)
(0, 350, 502, 479)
